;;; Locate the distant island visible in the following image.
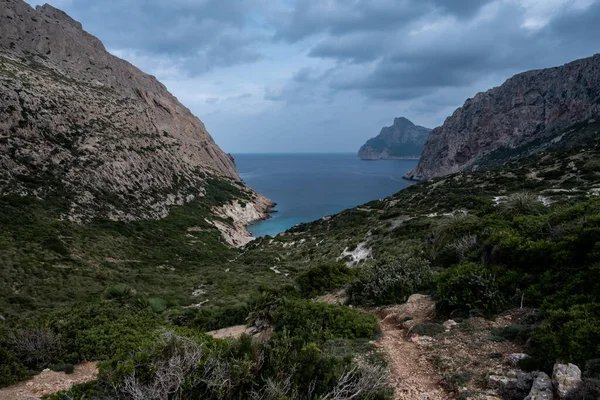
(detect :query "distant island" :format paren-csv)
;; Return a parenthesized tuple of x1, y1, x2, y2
(358, 117, 431, 160)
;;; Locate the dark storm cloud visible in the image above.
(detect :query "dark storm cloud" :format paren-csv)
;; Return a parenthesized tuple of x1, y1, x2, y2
(280, 0, 600, 101)
(274, 0, 496, 42)
(50, 0, 264, 75)
(274, 0, 430, 41)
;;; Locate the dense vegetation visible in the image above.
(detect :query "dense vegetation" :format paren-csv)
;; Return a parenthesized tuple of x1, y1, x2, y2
(1, 124, 600, 397)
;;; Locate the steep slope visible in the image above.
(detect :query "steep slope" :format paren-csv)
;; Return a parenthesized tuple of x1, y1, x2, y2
(0, 0, 271, 230)
(405, 54, 600, 181)
(359, 117, 431, 160)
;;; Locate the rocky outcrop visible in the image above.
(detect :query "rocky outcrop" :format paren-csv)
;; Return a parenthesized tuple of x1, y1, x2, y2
(0, 0, 270, 229)
(405, 54, 600, 181)
(210, 194, 274, 246)
(359, 117, 430, 160)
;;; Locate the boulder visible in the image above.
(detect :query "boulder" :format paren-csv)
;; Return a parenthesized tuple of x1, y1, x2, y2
(553, 363, 582, 399)
(525, 372, 553, 400)
(499, 372, 536, 400)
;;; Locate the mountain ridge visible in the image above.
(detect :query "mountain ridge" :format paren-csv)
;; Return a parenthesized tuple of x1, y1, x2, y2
(404, 53, 600, 181)
(0, 0, 272, 242)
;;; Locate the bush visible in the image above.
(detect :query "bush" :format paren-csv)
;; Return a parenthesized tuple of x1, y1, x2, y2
(584, 359, 600, 380)
(102, 283, 135, 303)
(296, 263, 355, 298)
(348, 258, 433, 306)
(499, 192, 544, 217)
(435, 262, 505, 316)
(492, 324, 534, 345)
(529, 303, 600, 369)
(433, 214, 481, 246)
(50, 303, 160, 363)
(273, 299, 379, 342)
(0, 346, 28, 388)
(50, 363, 75, 374)
(7, 327, 63, 369)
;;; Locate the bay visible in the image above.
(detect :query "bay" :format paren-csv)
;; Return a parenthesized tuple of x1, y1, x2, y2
(233, 153, 418, 237)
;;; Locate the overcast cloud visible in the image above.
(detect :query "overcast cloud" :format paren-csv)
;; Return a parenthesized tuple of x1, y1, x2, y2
(26, 0, 600, 153)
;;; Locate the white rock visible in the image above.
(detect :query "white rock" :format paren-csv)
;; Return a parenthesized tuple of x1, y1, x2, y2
(443, 319, 458, 331)
(552, 363, 582, 399)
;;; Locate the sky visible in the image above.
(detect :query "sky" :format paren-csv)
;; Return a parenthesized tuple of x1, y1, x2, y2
(26, 0, 600, 153)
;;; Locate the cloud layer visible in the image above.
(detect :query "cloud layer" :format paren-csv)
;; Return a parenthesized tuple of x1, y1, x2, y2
(26, 0, 600, 152)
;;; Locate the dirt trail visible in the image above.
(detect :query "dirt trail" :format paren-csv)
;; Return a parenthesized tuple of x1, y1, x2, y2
(373, 294, 452, 400)
(0, 362, 98, 400)
(206, 325, 253, 339)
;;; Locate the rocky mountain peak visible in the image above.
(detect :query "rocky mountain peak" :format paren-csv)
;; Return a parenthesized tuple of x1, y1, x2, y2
(37, 3, 83, 30)
(0, 0, 271, 228)
(404, 53, 600, 181)
(393, 117, 415, 127)
(358, 117, 431, 160)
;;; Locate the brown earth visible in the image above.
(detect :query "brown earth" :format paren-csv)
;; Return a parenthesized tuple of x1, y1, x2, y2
(0, 362, 98, 400)
(372, 295, 452, 400)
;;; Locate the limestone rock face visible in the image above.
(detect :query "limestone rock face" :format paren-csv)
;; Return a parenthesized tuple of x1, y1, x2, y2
(405, 54, 600, 181)
(0, 0, 266, 223)
(358, 117, 430, 160)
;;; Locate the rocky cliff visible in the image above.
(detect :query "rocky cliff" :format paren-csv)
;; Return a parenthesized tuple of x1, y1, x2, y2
(0, 0, 271, 236)
(359, 117, 430, 160)
(404, 54, 600, 181)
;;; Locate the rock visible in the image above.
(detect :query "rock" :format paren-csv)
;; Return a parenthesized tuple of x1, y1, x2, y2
(553, 363, 582, 399)
(402, 319, 415, 330)
(405, 54, 600, 181)
(359, 117, 430, 160)
(0, 0, 272, 232)
(443, 319, 458, 331)
(488, 375, 511, 390)
(508, 353, 530, 367)
(499, 372, 536, 400)
(525, 372, 553, 400)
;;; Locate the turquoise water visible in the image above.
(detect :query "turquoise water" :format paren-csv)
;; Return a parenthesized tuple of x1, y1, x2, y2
(234, 153, 418, 237)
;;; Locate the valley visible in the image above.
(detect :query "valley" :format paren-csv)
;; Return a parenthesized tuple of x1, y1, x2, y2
(1, 1, 600, 399)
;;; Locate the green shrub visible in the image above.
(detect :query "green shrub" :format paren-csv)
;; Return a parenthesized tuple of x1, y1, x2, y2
(273, 299, 379, 342)
(0, 346, 29, 388)
(297, 263, 355, 298)
(50, 363, 74, 374)
(102, 283, 135, 303)
(348, 258, 433, 306)
(435, 263, 505, 316)
(50, 303, 160, 363)
(145, 297, 167, 313)
(529, 303, 600, 369)
(499, 192, 544, 217)
(584, 359, 600, 380)
(492, 324, 534, 345)
(433, 214, 481, 246)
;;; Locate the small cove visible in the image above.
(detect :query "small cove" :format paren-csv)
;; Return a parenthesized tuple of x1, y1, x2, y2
(234, 153, 418, 237)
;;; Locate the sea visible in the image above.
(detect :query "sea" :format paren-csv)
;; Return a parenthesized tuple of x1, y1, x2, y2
(233, 153, 418, 237)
